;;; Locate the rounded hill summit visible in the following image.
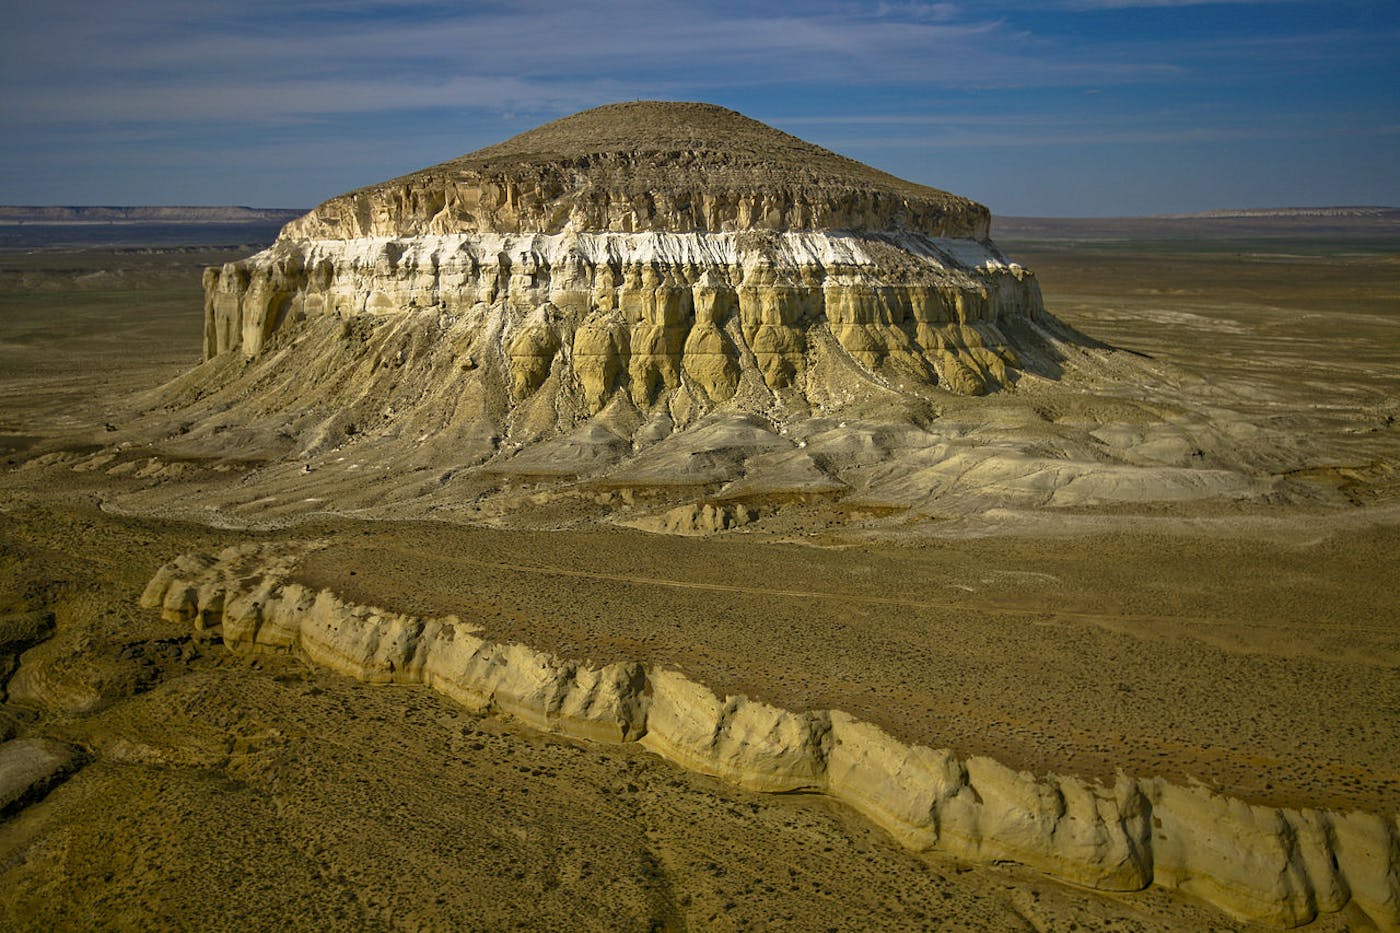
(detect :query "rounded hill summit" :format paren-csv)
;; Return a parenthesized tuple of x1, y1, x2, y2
(284, 101, 989, 239)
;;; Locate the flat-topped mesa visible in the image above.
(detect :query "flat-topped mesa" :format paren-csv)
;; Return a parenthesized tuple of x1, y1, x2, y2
(201, 101, 1063, 438)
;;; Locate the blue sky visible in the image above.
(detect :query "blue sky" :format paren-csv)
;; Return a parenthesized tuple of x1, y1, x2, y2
(1, 0, 1396, 216)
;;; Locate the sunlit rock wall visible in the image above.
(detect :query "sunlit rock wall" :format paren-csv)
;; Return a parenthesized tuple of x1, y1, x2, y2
(202, 230, 1045, 403)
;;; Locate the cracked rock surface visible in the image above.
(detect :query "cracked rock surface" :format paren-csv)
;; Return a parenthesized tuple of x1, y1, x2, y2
(139, 545, 1400, 929)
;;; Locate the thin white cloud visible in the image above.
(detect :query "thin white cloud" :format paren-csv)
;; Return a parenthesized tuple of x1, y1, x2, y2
(2, 0, 1395, 211)
(2, 75, 634, 124)
(842, 126, 1299, 148)
(871, 1, 961, 19)
(1035, 0, 1303, 7)
(0, 0, 1181, 129)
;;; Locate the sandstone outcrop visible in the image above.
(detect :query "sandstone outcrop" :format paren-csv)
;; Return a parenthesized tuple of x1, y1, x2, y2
(0, 737, 79, 813)
(202, 221, 1048, 404)
(142, 548, 1400, 930)
(636, 502, 758, 535)
(99, 101, 1304, 525)
(193, 102, 1060, 443)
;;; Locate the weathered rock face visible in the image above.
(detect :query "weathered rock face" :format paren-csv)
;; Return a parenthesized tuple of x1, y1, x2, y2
(201, 101, 1054, 424)
(133, 101, 1269, 525)
(204, 230, 1044, 404)
(281, 101, 990, 240)
(143, 547, 1400, 930)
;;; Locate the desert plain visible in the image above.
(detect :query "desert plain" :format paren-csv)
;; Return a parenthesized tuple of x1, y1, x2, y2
(0, 212, 1397, 930)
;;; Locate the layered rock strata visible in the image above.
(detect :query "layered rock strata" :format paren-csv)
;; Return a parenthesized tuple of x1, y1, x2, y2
(196, 100, 1059, 451)
(203, 230, 1043, 406)
(280, 101, 991, 241)
(143, 548, 1400, 930)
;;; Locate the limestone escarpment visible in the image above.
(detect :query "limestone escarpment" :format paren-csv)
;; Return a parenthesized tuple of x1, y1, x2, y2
(203, 230, 1045, 405)
(144, 548, 1400, 930)
(196, 102, 1058, 424)
(0, 206, 305, 226)
(132, 101, 1303, 524)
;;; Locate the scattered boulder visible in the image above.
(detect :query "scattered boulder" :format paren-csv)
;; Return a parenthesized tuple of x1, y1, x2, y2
(646, 502, 758, 535)
(0, 737, 80, 813)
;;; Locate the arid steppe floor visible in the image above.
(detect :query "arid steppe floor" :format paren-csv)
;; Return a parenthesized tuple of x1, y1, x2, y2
(1, 223, 1397, 929)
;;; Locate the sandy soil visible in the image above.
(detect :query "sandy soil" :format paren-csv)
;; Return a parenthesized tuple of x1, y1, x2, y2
(287, 514, 1400, 816)
(1, 229, 1397, 928)
(0, 504, 1251, 931)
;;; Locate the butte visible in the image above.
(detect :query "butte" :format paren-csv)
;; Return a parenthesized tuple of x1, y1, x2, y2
(134, 102, 1112, 524)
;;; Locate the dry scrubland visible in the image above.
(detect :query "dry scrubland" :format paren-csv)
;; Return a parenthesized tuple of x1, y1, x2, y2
(0, 223, 1398, 929)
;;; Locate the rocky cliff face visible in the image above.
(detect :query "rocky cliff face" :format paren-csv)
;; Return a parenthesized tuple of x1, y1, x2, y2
(204, 229, 1045, 406)
(110, 102, 1306, 525)
(201, 101, 1054, 423)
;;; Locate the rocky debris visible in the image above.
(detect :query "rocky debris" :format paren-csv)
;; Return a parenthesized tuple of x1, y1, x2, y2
(4, 617, 183, 716)
(0, 737, 80, 813)
(0, 611, 54, 653)
(141, 548, 1400, 930)
(0, 610, 54, 700)
(642, 502, 758, 535)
